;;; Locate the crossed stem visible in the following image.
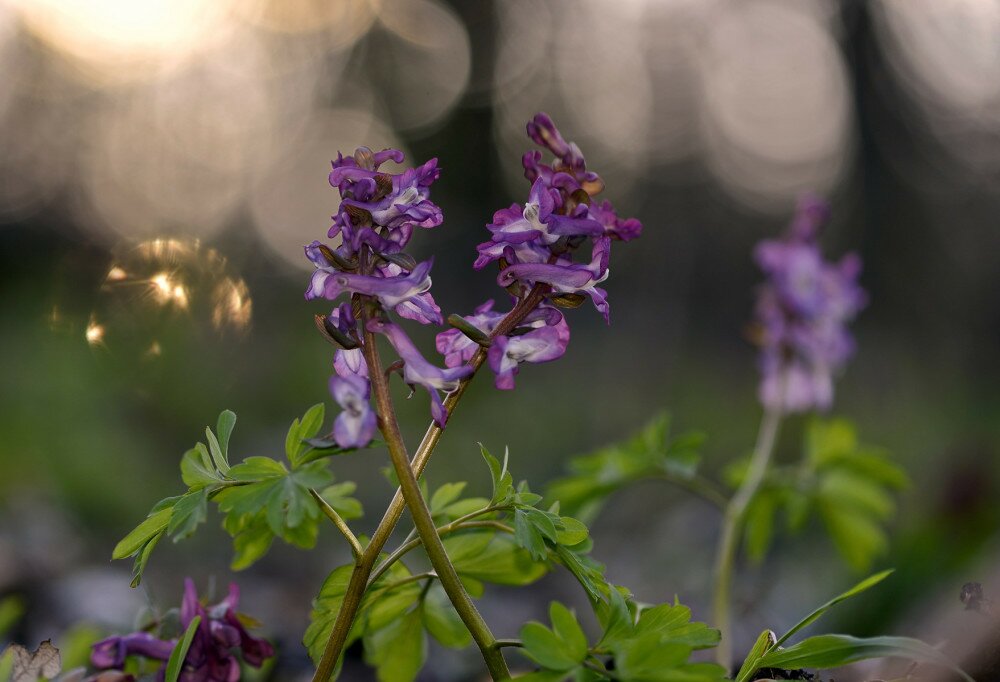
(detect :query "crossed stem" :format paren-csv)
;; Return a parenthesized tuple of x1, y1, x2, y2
(311, 283, 548, 682)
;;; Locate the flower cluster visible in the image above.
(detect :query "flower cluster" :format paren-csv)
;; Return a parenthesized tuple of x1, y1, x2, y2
(91, 579, 273, 682)
(441, 113, 641, 390)
(751, 195, 867, 413)
(304, 114, 641, 448)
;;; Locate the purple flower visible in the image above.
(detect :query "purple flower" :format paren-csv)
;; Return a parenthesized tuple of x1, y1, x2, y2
(325, 149, 441, 257)
(435, 299, 507, 368)
(488, 314, 569, 389)
(91, 633, 174, 670)
(330, 373, 377, 448)
(523, 113, 605, 196)
(752, 196, 867, 413)
(377, 262, 443, 325)
(366, 319, 473, 426)
(334, 348, 367, 378)
(497, 238, 612, 323)
(91, 580, 273, 682)
(486, 178, 604, 247)
(306, 257, 434, 310)
(588, 200, 642, 242)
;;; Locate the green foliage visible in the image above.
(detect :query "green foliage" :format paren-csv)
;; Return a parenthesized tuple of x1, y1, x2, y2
(112, 405, 364, 584)
(726, 418, 907, 571)
(756, 635, 972, 681)
(735, 570, 970, 682)
(514, 595, 725, 682)
(547, 414, 706, 522)
(520, 603, 589, 671)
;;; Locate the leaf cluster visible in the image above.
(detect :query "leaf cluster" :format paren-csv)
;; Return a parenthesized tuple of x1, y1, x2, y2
(112, 405, 363, 585)
(732, 418, 908, 571)
(516, 595, 725, 682)
(547, 414, 707, 522)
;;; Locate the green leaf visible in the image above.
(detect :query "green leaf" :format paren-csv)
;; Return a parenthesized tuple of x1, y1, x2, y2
(321, 482, 363, 520)
(554, 545, 606, 603)
(805, 418, 858, 466)
(130, 532, 162, 588)
(216, 410, 237, 460)
(613, 635, 723, 682)
(205, 427, 230, 476)
(774, 569, 894, 647)
(514, 507, 559, 561)
(819, 504, 887, 572)
(230, 514, 275, 570)
(635, 603, 721, 650)
(756, 634, 972, 682)
(164, 615, 201, 682)
(734, 629, 776, 682)
(216, 458, 331, 543)
(451, 534, 548, 586)
(364, 609, 426, 682)
(430, 482, 467, 514)
(421, 583, 471, 649)
(481, 444, 514, 505)
(113, 506, 174, 560)
(549, 603, 588, 662)
(180, 446, 222, 489)
(287, 404, 325, 467)
(167, 489, 209, 541)
(299, 403, 326, 440)
(304, 565, 355, 664)
(744, 489, 779, 563)
(555, 517, 589, 547)
(442, 531, 496, 565)
(520, 604, 588, 672)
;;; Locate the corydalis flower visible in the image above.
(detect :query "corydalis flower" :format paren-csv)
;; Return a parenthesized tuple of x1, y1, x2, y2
(367, 319, 473, 427)
(91, 579, 274, 682)
(330, 374, 376, 448)
(305, 250, 434, 310)
(488, 314, 569, 390)
(326, 148, 442, 258)
(498, 238, 612, 323)
(752, 196, 866, 413)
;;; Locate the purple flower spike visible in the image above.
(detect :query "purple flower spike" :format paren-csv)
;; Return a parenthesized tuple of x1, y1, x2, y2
(330, 374, 377, 449)
(488, 315, 569, 390)
(366, 319, 473, 426)
(752, 196, 866, 414)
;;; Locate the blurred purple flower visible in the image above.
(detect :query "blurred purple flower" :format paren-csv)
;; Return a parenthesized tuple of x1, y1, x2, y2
(330, 374, 376, 449)
(752, 196, 867, 413)
(91, 579, 273, 682)
(366, 319, 473, 426)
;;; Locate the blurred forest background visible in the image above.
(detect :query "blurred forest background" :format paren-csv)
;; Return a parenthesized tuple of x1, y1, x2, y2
(0, 0, 998, 679)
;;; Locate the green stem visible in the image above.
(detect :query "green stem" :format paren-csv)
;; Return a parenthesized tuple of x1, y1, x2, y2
(491, 639, 523, 650)
(712, 407, 783, 668)
(360, 306, 511, 681)
(309, 488, 363, 560)
(311, 286, 547, 682)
